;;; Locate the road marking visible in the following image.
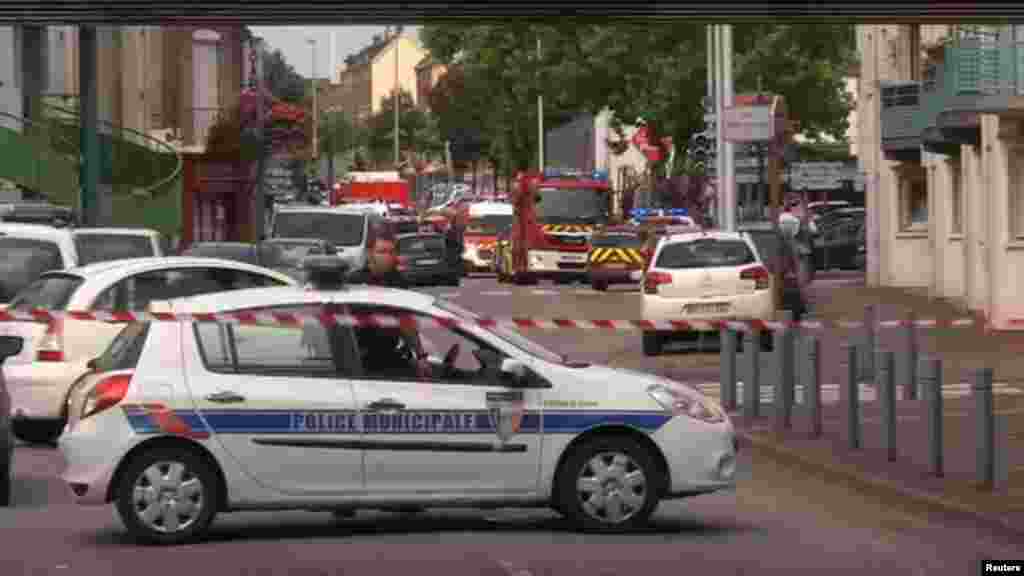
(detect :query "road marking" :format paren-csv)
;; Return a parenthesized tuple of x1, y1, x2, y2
(530, 289, 561, 296)
(479, 290, 514, 297)
(692, 382, 1023, 405)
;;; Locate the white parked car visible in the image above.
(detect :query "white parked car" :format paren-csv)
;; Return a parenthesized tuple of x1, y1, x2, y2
(2, 257, 297, 444)
(640, 230, 774, 356)
(0, 224, 168, 303)
(59, 263, 736, 544)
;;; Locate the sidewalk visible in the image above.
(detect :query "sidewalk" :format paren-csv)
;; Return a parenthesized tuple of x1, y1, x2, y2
(738, 277, 1024, 537)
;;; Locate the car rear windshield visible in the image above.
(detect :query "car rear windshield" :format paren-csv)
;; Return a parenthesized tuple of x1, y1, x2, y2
(397, 236, 445, 255)
(655, 238, 755, 269)
(91, 322, 151, 372)
(591, 233, 643, 248)
(272, 212, 365, 246)
(466, 215, 513, 235)
(7, 273, 83, 310)
(74, 234, 155, 265)
(0, 237, 66, 302)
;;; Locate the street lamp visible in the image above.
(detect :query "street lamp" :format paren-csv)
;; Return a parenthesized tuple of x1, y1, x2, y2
(306, 37, 319, 161)
(392, 26, 401, 167)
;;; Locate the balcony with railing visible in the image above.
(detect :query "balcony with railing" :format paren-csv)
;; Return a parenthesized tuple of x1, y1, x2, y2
(915, 50, 975, 156)
(881, 81, 922, 162)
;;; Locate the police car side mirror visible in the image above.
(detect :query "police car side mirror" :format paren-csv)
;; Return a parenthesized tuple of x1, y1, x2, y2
(0, 336, 23, 360)
(499, 358, 549, 388)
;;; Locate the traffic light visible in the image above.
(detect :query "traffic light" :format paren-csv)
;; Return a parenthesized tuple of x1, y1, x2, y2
(688, 130, 714, 174)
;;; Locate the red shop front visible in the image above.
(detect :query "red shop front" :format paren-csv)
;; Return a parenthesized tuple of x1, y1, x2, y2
(180, 153, 258, 248)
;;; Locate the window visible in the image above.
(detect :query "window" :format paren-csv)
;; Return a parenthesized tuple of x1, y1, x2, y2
(349, 304, 506, 385)
(655, 239, 756, 269)
(1010, 145, 1024, 240)
(193, 305, 359, 377)
(73, 233, 155, 264)
(6, 273, 82, 309)
(899, 168, 928, 231)
(92, 322, 151, 373)
(92, 267, 286, 310)
(0, 239, 67, 302)
(949, 158, 963, 235)
(272, 212, 366, 246)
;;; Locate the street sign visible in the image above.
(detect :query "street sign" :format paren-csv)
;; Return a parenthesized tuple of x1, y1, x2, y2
(724, 94, 786, 143)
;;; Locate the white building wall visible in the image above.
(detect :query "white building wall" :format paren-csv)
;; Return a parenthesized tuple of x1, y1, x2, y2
(0, 27, 22, 126)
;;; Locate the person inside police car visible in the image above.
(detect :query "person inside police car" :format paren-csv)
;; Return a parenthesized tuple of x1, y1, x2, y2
(357, 325, 430, 380)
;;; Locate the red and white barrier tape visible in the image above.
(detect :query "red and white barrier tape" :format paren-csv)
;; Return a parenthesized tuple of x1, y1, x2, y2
(0, 308, 1002, 332)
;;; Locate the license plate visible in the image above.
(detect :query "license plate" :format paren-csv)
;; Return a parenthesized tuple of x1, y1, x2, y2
(605, 263, 627, 269)
(417, 259, 440, 265)
(684, 303, 730, 314)
(562, 254, 587, 263)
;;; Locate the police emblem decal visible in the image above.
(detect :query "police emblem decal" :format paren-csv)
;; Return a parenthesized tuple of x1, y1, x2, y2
(486, 391, 525, 444)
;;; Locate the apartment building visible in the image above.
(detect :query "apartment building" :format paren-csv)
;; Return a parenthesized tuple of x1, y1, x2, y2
(415, 55, 447, 111)
(858, 24, 1024, 330)
(56, 25, 246, 152)
(334, 30, 426, 124)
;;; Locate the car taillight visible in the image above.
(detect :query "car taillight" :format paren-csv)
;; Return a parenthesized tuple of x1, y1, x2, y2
(81, 373, 133, 420)
(740, 265, 771, 290)
(643, 271, 672, 294)
(36, 319, 65, 362)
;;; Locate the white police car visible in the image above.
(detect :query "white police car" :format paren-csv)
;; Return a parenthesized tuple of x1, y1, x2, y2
(59, 258, 737, 544)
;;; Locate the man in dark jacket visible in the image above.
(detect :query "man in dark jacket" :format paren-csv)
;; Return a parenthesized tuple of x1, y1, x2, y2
(445, 216, 464, 279)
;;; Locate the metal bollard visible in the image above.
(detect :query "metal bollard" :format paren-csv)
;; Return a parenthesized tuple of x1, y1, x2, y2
(774, 311, 795, 431)
(973, 368, 995, 489)
(844, 344, 861, 450)
(862, 304, 876, 382)
(805, 335, 822, 438)
(921, 357, 944, 478)
(904, 310, 919, 400)
(719, 328, 739, 412)
(743, 329, 761, 419)
(878, 349, 897, 461)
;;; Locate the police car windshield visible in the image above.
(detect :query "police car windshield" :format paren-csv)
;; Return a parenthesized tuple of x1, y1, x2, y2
(433, 299, 567, 365)
(535, 187, 606, 224)
(273, 212, 365, 246)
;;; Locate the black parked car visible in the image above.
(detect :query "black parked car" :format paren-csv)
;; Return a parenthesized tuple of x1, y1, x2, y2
(393, 232, 458, 287)
(1, 335, 25, 507)
(813, 215, 865, 270)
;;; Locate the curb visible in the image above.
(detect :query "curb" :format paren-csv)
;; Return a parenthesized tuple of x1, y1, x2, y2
(735, 429, 1024, 538)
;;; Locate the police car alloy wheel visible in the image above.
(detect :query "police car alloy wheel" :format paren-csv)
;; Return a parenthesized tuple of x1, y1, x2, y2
(115, 447, 219, 545)
(555, 436, 661, 532)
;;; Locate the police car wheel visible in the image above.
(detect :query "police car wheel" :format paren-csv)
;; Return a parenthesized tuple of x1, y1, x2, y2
(642, 332, 663, 356)
(115, 447, 219, 545)
(0, 446, 10, 507)
(556, 436, 660, 532)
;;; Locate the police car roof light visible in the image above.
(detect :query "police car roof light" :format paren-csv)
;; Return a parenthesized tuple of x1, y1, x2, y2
(303, 255, 350, 290)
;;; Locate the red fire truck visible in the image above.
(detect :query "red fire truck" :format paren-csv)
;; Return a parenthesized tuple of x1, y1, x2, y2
(495, 168, 613, 285)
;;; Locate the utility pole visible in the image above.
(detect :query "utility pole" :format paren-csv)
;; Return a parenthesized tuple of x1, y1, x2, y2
(307, 37, 319, 161)
(721, 24, 735, 231)
(393, 27, 401, 167)
(537, 35, 544, 171)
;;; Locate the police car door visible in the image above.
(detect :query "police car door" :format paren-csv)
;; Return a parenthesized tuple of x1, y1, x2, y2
(349, 304, 543, 496)
(184, 303, 365, 496)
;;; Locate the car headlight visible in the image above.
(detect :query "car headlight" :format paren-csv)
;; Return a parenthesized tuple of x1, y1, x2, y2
(646, 383, 725, 423)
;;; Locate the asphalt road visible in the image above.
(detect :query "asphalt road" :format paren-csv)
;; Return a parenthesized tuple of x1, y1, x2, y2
(3, 272, 1022, 574)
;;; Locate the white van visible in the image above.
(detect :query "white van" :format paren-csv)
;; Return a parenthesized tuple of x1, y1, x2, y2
(270, 205, 382, 280)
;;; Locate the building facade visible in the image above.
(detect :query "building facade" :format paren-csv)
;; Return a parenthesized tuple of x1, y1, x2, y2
(415, 55, 447, 111)
(857, 23, 1024, 330)
(335, 30, 426, 124)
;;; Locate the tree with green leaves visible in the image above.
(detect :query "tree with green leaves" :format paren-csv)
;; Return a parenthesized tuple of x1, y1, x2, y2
(262, 48, 307, 104)
(421, 23, 857, 177)
(318, 110, 363, 184)
(366, 90, 443, 169)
